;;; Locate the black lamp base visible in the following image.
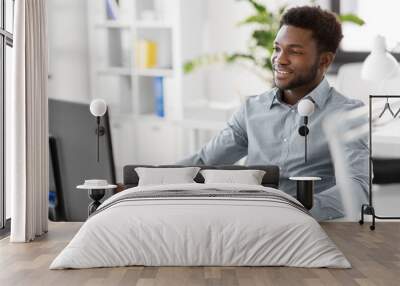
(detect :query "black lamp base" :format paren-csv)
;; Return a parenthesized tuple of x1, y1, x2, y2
(289, 177, 321, 210)
(296, 180, 314, 210)
(88, 189, 105, 216)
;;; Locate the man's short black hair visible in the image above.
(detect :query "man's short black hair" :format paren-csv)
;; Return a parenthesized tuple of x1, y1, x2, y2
(280, 6, 343, 54)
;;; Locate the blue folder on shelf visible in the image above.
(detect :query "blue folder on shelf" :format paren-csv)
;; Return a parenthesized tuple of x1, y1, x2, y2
(154, 76, 165, 117)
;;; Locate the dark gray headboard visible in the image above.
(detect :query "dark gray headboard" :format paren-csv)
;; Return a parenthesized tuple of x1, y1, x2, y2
(123, 165, 280, 189)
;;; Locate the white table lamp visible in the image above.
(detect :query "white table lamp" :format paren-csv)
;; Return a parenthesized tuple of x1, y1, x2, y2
(361, 35, 400, 81)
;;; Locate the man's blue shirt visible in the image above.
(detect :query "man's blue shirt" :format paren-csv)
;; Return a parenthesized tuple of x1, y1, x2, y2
(179, 78, 369, 220)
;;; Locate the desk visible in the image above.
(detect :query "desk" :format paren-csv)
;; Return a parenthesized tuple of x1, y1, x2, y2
(179, 119, 226, 154)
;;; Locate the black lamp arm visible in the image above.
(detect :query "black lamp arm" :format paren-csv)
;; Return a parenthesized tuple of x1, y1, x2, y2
(95, 116, 106, 162)
(298, 116, 310, 163)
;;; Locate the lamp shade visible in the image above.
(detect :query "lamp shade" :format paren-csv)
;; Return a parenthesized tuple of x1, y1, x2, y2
(298, 99, 315, 117)
(90, 99, 107, 117)
(361, 35, 400, 81)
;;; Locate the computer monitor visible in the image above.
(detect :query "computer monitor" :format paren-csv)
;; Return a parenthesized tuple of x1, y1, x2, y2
(49, 99, 116, 221)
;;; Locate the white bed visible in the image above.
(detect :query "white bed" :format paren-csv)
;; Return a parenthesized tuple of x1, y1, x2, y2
(50, 183, 350, 269)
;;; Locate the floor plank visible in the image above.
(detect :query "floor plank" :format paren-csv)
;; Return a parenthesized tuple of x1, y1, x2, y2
(0, 222, 399, 286)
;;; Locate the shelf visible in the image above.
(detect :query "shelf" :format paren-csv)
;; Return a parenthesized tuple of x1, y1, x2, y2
(95, 21, 131, 29)
(134, 21, 172, 29)
(135, 114, 227, 129)
(178, 119, 226, 130)
(97, 67, 132, 76)
(96, 67, 174, 77)
(136, 114, 170, 123)
(88, 0, 206, 166)
(135, 68, 174, 77)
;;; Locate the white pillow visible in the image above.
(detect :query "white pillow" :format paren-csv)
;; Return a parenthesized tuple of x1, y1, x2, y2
(200, 169, 266, 185)
(135, 167, 201, 186)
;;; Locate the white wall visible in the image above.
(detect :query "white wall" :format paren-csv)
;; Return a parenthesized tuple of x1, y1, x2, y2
(204, 0, 269, 103)
(47, 0, 90, 103)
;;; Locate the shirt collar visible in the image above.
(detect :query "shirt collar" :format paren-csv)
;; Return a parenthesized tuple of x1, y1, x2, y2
(268, 88, 282, 109)
(305, 77, 331, 109)
(268, 77, 332, 110)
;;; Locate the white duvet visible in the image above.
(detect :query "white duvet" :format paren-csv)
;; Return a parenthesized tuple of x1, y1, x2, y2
(50, 183, 350, 269)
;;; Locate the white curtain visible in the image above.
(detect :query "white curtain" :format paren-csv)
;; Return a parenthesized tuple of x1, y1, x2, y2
(8, 0, 49, 242)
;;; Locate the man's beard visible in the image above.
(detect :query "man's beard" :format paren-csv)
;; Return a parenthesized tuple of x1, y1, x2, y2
(273, 60, 319, 90)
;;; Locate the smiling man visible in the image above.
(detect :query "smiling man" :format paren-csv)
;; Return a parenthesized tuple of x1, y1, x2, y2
(179, 6, 369, 221)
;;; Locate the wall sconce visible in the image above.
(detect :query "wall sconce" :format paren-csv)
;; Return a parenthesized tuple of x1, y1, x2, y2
(298, 98, 315, 163)
(89, 99, 107, 162)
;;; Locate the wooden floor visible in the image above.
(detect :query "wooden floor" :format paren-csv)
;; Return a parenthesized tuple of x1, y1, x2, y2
(0, 222, 399, 286)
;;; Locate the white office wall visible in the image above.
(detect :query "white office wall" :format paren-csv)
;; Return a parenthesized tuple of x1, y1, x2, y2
(203, 0, 267, 103)
(47, 0, 90, 103)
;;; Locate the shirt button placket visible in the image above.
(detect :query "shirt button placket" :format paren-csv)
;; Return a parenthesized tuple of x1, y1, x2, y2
(280, 111, 291, 173)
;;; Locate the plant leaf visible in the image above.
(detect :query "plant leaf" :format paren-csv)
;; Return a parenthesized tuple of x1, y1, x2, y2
(252, 30, 276, 49)
(263, 58, 273, 71)
(238, 12, 271, 26)
(226, 53, 255, 63)
(339, 13, 365, 25)
(183, 61, 195, 74)
(278, 5, 287, 16)
(246, 0, 267, 13)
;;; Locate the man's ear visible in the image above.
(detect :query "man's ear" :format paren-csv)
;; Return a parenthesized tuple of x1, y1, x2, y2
(319, 52, 335, 70)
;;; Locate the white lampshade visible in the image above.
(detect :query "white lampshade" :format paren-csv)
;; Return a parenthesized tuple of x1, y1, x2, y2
(298, 99, 315, 117)
(90, 99, 107, 117)
(361, 35, 400, 81)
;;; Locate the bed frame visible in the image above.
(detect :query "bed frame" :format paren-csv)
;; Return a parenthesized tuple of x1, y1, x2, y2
(123, 165, 280, 189)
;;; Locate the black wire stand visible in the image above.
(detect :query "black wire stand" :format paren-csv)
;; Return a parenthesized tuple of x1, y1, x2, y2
(360, 95, 400, 230)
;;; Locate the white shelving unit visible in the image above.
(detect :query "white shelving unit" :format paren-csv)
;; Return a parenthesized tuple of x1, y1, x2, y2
(87, 0, 207, 179)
